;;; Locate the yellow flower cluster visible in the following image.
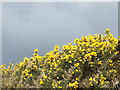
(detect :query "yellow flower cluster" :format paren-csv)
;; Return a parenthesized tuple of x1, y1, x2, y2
(69, 81, 79, 88)
(89, 74, 108, 87)
(0, 29, 119, 88)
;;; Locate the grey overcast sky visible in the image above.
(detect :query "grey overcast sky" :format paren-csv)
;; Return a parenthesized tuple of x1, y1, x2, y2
(2, 2, 118, 65)
(0, 2, 2, 65)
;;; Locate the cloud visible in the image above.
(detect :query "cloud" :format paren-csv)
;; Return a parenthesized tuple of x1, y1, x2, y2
(2, 2, 118, 65)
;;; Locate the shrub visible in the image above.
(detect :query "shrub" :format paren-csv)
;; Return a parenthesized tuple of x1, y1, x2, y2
(0, 29, 120, 88)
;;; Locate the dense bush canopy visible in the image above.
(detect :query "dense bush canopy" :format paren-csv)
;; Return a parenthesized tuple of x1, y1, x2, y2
(0, 29, 120, 88)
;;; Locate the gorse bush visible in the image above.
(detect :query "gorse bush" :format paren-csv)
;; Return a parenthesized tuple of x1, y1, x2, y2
(0, 29, 120, 88)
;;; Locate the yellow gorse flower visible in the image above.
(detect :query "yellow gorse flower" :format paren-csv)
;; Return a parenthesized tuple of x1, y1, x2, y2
(34, 49, 39, 53)
(39, 79, 44, 84)
(69, 81, 79, 88)
(53, 45, 59, 51)
(74, 63, 79, 67)
(90, 52, 97, 56)
(98, 61, 102, 65)
(108, 60, 113, 63)
(74, 38, 80, 43)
